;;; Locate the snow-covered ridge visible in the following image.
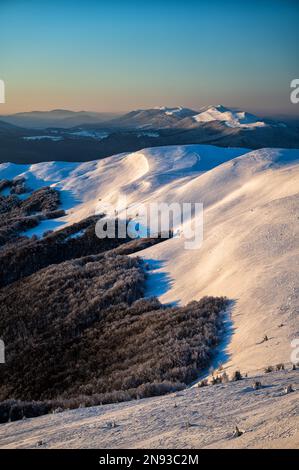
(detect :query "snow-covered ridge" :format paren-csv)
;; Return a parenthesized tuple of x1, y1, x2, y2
(0, 144, 298, 449)
(193, 105, 268, 129)
(0, 144, 298, 374)
(154, 106, 193, 116)
(23, 135, 63, 141)
(0, 145, 248, 226)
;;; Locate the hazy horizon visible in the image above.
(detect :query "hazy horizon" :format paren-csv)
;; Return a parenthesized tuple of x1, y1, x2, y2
(0, 105, 298, 121)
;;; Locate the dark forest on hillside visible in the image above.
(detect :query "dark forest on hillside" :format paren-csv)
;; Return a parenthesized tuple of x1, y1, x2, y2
(0, 185, 228, 423)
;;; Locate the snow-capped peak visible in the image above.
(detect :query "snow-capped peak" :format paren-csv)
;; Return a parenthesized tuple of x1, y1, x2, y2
(154, 106, 193, 117)
(193, 105, 268, 129)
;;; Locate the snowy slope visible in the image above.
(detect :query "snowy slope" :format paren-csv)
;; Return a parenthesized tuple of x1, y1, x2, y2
(104, 107, 197, 129)
(138, 148, 299, 373)
(193, 105, 268, 129)
(0, 145, 247, 226)
(0, 144, 298, 374)
(1, 369, 298, 449)
(154, 106, 196, 117)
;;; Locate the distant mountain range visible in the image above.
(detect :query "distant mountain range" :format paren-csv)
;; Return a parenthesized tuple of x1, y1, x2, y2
(0, 105, 298, 164)
(0, 109, 120, 129)
(0, 104, 293, 131)
(0, 119, 23, 135)
(99, 106, 198, 129)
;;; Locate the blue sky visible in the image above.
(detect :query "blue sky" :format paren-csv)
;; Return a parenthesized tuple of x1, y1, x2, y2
(0, 0, 298, 115)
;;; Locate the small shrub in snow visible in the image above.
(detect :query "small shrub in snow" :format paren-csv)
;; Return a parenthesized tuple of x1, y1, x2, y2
(198, 379, 208, 388)
(252, 381, 262, 390)
(184, 419, 191, 430)
(211, 375, 222, 385)
(220, 372, 229, 384)
(231, 370, 242, 381)
(284, 384, 294, 394)
(52, 407, 64, 414)
(233, 426, 244, 438)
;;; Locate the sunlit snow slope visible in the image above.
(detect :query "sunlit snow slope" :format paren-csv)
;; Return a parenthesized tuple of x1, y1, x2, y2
(193, 105, 268, 128)
(0, 144, 298, 373)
